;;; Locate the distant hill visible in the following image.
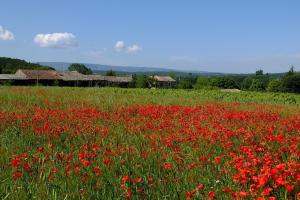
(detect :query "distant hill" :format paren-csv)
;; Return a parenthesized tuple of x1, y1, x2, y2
(38, 62, 226, 77)
(0, 57, 53, 74)
(0, 58, 288, 78)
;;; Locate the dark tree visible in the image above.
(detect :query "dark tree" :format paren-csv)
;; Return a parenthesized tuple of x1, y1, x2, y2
(249, 79, 265, 91)
(0, 57, 52, 74)
(281, 74, 300, 93)
(267, 79, 282, 92)
(168, 72, 176, 79)
(135, 75, 150, 88)
(128, 74, 137, 88)
(285, 66, 295, 77)
(176, 76, 197, 89)
(241, 77, 253, 90)
(68, 63, 92, 75)
(211, 77, 239, 89)
(255, 69, 263, 76)
(106, 70, 116, 76)
(193, 76, 211, 89)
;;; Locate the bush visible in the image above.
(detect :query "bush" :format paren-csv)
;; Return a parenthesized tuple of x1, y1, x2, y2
(68, 63, 92, 75)
(211, 77, 238, 89)
(281, 74, 300, 93)
(249, 79, 265, 91)
(267, 79, 282, 92)
(193, 77, 211, 89)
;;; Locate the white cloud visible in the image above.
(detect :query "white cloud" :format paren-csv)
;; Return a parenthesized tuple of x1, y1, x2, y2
(0, 26, 14, 40)
(114, 40, 142, 54)
(114, 40, 125, 51)
(34, 32, 77, 48)
(127, 44, 142, 54)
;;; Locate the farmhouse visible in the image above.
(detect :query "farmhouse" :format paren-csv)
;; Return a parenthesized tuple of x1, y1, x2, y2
(15, 69, 60, 85)
(152, 75, 176, 88)
(0, 69, 132, 87)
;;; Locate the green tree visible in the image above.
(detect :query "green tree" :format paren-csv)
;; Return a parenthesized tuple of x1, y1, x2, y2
(0, 57, 53, 74)
(177, 80, 193, 89)
(128, 74, 137, 88)
(211, 77, 238, 89)
(168, 72, 176, 79)
(135, 75, 150, 88)
(241, 77, 253, 90)
(281, 73, 300, 93)
(106, 70, 116, 76)
(285, 66, 295, 77)
(68, 63, 92, 75)
(255, 69, 263, 76)
(193, 76, 211, 89)
(249, 79, 265, 91)
(267, 79, 282, 92)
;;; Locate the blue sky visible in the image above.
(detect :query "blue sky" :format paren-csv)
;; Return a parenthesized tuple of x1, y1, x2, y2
(0, 0, 299, 73)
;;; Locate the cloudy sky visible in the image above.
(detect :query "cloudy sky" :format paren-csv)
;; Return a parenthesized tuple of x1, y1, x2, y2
(0, 0, 300, 73)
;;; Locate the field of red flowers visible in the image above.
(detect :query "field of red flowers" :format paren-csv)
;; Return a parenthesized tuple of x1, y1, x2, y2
(0, 87, 300, 199)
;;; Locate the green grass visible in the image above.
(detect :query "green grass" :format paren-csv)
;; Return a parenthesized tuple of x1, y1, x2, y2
(0, 86, 299, 111)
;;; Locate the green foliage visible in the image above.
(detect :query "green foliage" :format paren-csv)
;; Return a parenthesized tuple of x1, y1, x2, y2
(176, 76, 197, 89)
(168, 72, 176, 79)
(68, 63, 92, 75)
(267, 79, 282, 92)
(128, 74, 137, 88)
(286, 66, 295, 77)
(193, 76, 211, 89)
(135, 75, 150, 88)
(241, 77, 253, 90)
(249, 79, 265, 91)
(0, 57, 53, 74)
(255, 69, 263, 75)
(211, 77, 238, 89)
(281, 73, 300, 93)
(105, 70, 116, 76)
(177, 80, 193, 89)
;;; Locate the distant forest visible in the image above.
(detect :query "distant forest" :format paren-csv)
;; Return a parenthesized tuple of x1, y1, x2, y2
(172, 67, 300, 93)
(0, 57, 53, 74)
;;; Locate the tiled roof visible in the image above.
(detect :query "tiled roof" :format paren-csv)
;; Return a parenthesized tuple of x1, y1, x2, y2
(16, 69, 59, 80)
(0, 74, 26, 80)
(58, 71, 90, 81)
(153, 75, 176, 82)
(103, 76, 133, 83)
(0, 69, 133, 83)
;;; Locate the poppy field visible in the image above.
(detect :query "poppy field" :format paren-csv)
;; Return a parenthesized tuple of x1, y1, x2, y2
(0, 87, 300, 199)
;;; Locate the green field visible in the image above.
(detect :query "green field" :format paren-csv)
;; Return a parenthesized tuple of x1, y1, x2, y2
(0, 87, 300, 110)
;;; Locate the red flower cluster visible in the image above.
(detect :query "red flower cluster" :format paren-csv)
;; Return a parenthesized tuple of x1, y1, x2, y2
(1, 103, 300, 199)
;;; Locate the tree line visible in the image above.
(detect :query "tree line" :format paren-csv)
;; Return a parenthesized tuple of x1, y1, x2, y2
(1, 57, 299, 93)
(65, 64, 300, 93)
(174, 68, 300, 93)
(0, 57, 53, 73)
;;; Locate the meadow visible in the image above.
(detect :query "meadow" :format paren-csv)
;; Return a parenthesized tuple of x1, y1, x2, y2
(0, 86, 300, 199)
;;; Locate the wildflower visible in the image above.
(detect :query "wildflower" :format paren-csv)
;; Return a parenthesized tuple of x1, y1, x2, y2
(13, 170, 22, 180)
(125, 189, 133, 198)
(261, 187, 272, 196)
(286, 184, 294, 192)
(208, 191, 215, 199)
(163, 163, 171, 169)
(120, 184, 126, 190)
(186, 190, 196, 199)
(135, 177, 142, 183)
(197, 184, 203, 191)
(51, 167, 57, 174)
(122, 175, 129, 182)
